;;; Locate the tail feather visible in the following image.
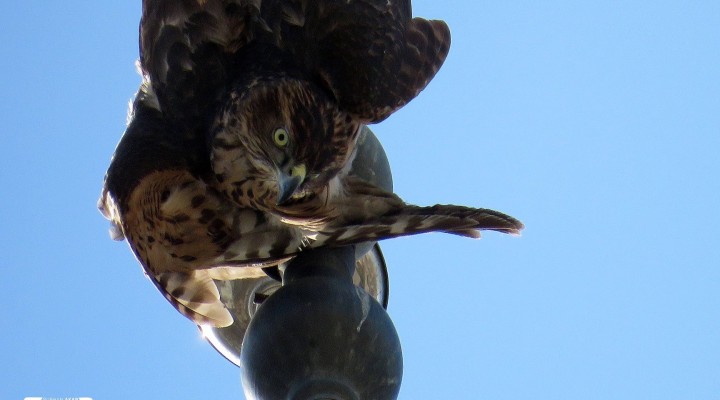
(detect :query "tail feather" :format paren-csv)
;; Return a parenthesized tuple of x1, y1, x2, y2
(153, 270, 233, 327)
(314, 204, 523, 247)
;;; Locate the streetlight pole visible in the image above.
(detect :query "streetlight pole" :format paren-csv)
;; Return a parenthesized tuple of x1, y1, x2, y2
(241, 245, 402, 400)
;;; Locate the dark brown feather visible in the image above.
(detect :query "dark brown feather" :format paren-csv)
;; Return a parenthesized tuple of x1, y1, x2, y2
(139, 0, 451, 126)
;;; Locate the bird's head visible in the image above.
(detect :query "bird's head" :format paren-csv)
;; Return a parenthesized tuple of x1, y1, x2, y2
(211, 77, 360, 210)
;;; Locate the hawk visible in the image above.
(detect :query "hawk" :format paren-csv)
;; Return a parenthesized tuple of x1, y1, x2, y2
(100, 0, 524, 327)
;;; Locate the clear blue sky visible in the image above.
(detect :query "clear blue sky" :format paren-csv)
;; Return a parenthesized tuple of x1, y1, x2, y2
(1, 1, 718, 399)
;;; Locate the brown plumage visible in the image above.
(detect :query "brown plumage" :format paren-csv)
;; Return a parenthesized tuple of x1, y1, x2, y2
(100, 0, 523, 327)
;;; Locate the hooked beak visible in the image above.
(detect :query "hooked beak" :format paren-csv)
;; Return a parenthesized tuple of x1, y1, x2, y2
(277, 164, 306, 205)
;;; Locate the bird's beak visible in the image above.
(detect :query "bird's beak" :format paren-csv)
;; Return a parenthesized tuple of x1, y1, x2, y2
(277, 164, 306, 205)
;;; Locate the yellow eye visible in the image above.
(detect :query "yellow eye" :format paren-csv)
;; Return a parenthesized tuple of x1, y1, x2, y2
(273, 128, 289, 147)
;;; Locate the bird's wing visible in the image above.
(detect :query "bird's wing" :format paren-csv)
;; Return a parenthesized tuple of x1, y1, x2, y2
(257, 0, 451, 122)
(139, 0, 266, 127)
(141, 0, 450, 125)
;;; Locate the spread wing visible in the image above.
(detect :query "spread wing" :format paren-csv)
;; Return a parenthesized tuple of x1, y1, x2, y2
(139, 0, 263, 129)
(139, 0, 451, 125)
(262, 0, 451, 123)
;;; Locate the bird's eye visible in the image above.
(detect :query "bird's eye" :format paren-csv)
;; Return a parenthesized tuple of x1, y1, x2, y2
(273, 128, 289, 147)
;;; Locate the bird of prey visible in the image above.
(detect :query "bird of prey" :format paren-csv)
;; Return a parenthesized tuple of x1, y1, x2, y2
(100, 0, 524, 327)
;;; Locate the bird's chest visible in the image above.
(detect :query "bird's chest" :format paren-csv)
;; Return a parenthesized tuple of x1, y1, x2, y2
(123, 173, 234, 274)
